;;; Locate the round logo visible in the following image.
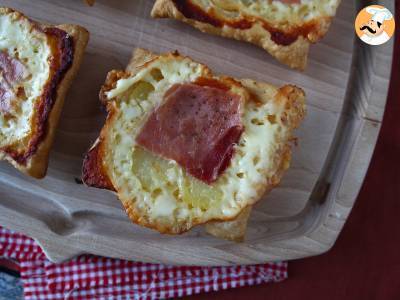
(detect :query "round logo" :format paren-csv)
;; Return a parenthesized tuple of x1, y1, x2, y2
(355, 5, 395, 46)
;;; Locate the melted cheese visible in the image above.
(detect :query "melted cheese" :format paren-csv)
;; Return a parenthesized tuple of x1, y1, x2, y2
(105, 55, 298, 229)
(153, 193, 178, 217)
(0, 12, 51, 148)
(191, 0, 340, 25)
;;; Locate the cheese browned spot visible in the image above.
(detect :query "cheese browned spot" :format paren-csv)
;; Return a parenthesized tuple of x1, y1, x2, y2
(136, 82, 244, 184)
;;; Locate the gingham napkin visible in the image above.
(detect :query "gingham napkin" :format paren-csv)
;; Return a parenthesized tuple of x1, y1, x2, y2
(0, 227, 287, 299)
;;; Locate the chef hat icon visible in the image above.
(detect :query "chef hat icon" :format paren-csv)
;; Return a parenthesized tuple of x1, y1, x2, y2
(366, 7, 393, 24)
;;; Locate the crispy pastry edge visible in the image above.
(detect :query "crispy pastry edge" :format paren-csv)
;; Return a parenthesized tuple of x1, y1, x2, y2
(151, 0, 339, 70)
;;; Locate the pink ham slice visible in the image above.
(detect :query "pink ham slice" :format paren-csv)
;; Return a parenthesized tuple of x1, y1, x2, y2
(136, 82, 244, 184)
(0, 77, 14, 114)
(0, 51, 28, 85)
(0, 51, 28, 114)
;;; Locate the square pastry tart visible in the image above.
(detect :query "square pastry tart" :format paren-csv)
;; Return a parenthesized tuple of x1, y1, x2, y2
(0, 7, 89, 178)
(82, 48, 306, 239)
(151, 0, 341, 70)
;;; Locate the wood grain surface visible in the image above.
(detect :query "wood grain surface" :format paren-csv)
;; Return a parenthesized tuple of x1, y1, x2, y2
(0, 0, 393, 264)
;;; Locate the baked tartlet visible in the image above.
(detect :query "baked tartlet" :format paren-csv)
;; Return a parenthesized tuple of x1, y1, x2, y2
(82, 48, 306, 238)
(0, 7, 89, 178)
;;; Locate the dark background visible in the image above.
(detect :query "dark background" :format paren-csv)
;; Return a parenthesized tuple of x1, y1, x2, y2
(187, 3, 400, 300)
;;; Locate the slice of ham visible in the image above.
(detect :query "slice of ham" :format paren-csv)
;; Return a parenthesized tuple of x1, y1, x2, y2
(0, 51, 28, 85)
(136, 82, 244, 184)
(0, 51, 28, 114)
(0, 77, 14, 114)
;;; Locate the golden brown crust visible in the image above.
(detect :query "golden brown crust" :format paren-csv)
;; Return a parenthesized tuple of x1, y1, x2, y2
(82, 65, 134, 191)
(151, 0, 338, 70)
(82, 140, 115, 191)
(0, 8, 89, 178)
(126, 48, 160, 74)
(26, 24, 89, 178)
(82, 48, 306, 238)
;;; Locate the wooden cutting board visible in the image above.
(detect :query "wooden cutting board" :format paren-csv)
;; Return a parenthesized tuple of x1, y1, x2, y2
(0, 0, 394, 265)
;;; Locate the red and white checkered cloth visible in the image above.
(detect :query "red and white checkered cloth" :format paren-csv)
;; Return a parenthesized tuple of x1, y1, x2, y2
(0, 226, 287, 299)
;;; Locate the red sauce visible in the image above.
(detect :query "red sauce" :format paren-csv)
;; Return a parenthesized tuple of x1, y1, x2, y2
(229, 18, 253, 30)
(173, 0, 223, 27)
(267, 27, 299, 46)
(173, 0, 316, 46)
(4, 28, 74, 164)
(263, 22, 317, 45)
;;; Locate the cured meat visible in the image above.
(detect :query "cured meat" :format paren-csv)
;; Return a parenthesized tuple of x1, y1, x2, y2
(0, 51, 28, 114)
(136, 82, 244, 184)
(0, 77, 14, 114)
(0, 51, 28, 85)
